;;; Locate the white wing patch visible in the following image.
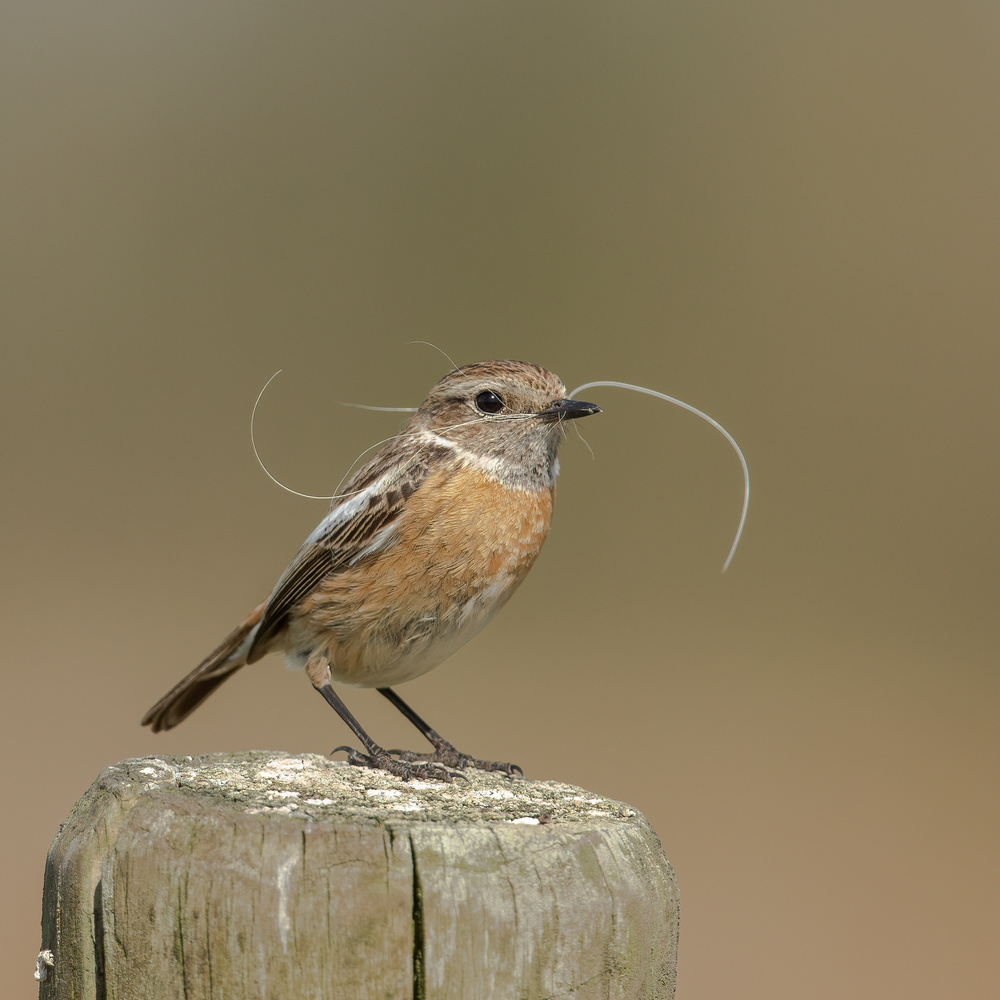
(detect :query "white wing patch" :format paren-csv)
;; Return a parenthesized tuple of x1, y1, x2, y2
(298, 480, 383, 551)
(348, 519, 400, 565)
(262, 474, 394, 609)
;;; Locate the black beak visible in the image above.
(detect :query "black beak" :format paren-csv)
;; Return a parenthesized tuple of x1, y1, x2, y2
(538, 398, 602, 422)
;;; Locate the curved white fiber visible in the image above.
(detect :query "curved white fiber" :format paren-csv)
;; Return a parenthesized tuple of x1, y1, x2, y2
(337, 401, 418, 413)
(250, 370, 338, 500)
(568, 380, 749, 572)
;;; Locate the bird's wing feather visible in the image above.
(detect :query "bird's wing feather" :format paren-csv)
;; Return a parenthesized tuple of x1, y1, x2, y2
(247, 440, 444, 660)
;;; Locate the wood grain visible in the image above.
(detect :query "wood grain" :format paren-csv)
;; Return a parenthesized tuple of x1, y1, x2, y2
(39, 752, 678, 999)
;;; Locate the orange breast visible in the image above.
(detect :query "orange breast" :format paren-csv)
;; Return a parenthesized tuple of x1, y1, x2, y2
(296, 465, 554, 685)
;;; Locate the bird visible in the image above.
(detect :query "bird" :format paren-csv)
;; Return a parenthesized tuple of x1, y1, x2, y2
(142, 359, 601, 780)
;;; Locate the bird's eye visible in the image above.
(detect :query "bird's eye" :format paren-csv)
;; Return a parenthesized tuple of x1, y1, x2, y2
(474, 390, 504, 414)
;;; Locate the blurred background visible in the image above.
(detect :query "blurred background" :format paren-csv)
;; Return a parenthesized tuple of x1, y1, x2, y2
(3, 3, 998, 997)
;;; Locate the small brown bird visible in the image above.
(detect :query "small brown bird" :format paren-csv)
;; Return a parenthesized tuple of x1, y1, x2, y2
(142, 360, 600, 779)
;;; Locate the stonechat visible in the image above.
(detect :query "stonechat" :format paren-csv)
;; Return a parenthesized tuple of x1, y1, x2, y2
(142, 360, 601, 779)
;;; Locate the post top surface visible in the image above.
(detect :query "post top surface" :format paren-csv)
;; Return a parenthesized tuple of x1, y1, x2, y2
(96, 751, 649, 829)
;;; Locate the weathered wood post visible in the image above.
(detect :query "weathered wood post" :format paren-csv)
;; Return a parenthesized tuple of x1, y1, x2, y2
(39, 751, 678, 999)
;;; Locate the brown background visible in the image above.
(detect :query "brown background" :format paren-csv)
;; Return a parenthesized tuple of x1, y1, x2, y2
(3, 4, 998, 998)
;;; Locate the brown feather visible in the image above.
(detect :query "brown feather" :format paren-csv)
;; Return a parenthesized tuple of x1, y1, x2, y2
(246, 463, 432, 660)
(140, 602, 265, 731)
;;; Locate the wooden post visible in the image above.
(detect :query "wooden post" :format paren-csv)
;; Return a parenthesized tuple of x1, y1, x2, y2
(39, 751, 678, 999)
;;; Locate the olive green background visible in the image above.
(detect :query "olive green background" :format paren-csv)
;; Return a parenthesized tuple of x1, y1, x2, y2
(3, 4, 998, 998)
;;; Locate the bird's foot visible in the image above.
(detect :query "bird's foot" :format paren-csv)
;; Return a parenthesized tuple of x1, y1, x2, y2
(332, 745, 460, 782)
(388, 736, 523, 778)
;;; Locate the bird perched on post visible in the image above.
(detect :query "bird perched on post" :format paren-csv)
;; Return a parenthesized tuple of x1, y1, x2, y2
(142, 359, 601, 780)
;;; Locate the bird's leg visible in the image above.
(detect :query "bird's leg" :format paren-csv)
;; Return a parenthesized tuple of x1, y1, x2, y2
(306, 656, 456, 781)
(377, 686, 523, 778)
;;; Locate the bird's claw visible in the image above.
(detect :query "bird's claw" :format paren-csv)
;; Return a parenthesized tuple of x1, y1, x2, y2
(331, 745, 459, 782)
(387, 742, 523, 779)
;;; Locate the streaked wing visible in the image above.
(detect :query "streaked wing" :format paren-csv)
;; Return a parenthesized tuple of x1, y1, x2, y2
(246, 438, 446, 660)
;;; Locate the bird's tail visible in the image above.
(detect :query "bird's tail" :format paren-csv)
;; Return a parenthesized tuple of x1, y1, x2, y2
(141, 602, 266, 732)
